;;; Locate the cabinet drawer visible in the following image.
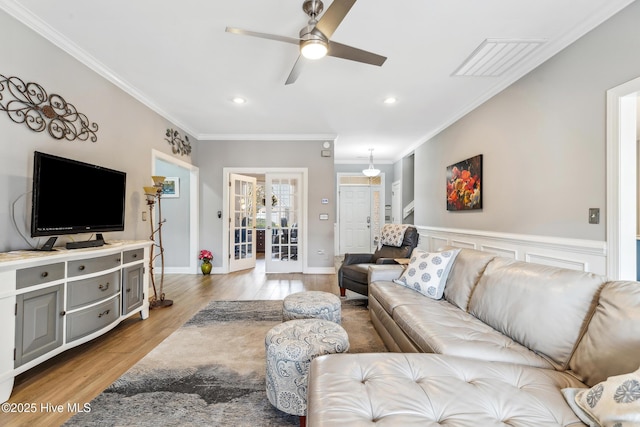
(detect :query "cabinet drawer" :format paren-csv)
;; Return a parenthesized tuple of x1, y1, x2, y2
(66, 296, 120, 342)
(68, 254, 121, 277)
(67, 271, 121, 310)
(123, 248, 144, 264)
(16, 263, 65, 289)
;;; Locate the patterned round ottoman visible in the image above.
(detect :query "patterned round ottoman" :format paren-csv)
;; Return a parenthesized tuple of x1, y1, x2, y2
(265, 319, 350, 421)
(282, 291, 342, 324)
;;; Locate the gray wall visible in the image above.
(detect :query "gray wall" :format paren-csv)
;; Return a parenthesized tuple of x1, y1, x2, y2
(198, 140, 335, 268)
(414, 1, 640, 241)
(0, 10, 192, 253)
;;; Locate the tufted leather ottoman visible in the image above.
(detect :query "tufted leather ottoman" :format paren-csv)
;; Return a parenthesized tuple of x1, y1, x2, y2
(307, 353, 588, 426)
(265, 319, 350, 426)
(282, 291, 342, 324)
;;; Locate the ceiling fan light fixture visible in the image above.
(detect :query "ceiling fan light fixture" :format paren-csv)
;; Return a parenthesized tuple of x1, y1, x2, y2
(301, 39, 328, 60)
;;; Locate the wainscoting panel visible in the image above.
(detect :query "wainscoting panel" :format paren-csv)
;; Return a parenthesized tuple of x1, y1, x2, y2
(417, 226, 607, 276)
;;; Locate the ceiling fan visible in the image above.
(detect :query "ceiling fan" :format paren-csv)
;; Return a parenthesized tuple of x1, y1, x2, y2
(226, 0, 386, 85)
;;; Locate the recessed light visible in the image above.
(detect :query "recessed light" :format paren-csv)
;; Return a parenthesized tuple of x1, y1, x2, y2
(383, 97, 397, 104)
(232, 97, 246, 104)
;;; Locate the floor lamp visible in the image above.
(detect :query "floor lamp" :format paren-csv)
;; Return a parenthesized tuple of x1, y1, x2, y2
(144, 176, 173, 309)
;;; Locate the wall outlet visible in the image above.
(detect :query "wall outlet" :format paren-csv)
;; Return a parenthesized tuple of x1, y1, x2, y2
(589, 208, 600, 224)
(142, 211, 147, 221)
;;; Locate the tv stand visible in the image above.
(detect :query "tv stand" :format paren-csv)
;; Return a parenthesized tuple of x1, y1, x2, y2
(0, 240, 151, 403)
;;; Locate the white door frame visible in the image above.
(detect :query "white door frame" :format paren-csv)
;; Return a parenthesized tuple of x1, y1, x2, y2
(151, 149, 200, 274)
(222, 167, 308, 273)
(606, 75, 639, 280)
(391, 180, 402, 224)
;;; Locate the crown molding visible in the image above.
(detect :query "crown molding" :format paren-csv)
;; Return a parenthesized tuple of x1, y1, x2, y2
(197, 133, 337, 141)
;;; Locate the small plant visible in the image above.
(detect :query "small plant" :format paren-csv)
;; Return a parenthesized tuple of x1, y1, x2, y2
(199, 249, 213, 262)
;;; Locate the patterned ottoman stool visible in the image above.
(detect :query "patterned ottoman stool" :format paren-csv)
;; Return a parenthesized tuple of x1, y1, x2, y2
(282, 291, 341, 324)
(265, 318, 350, 426)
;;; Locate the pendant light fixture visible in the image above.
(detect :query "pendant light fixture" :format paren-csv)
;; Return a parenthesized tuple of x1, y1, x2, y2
(362, 148, 381, 177)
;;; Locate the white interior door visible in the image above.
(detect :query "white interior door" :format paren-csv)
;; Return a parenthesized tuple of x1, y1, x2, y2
(392, 180, 402, 224)
(229, 173, 256, 272)
(339, 186, 372, 254)
(265, 173, 302, 273)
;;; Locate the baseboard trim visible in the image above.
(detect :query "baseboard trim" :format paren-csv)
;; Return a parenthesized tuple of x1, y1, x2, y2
(304, 267, 336, 275)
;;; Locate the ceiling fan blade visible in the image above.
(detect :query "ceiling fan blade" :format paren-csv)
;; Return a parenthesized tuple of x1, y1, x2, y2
(225, 27, 300, 45)
(285, 55, 307, 85)
(315, 0, 357, 39)
(328, 41, 386, 66)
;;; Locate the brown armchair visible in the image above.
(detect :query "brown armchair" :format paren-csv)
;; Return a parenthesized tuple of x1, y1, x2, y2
(338, 226, 419, 297)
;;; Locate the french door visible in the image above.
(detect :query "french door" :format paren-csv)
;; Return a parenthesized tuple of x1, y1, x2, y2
(265, 173, 302, 273)
(229, 173, 256, 272)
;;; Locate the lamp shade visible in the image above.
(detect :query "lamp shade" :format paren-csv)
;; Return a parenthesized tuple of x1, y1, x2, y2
(144, 186, 158, 195)
(151, 176, 166, 186)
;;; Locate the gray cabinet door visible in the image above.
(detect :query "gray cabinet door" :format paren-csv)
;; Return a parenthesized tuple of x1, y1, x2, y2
(15, 285, 64, 367)
(122, 265, 144, 315)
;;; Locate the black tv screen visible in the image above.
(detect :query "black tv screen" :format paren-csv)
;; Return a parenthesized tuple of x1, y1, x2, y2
(31, 151, 126, 237)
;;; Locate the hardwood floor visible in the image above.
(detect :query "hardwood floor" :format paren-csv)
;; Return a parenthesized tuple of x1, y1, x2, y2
(0, 258, 342, 427)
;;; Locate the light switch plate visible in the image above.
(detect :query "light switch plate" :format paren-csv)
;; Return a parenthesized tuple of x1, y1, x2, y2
(589, 208, 600, 224)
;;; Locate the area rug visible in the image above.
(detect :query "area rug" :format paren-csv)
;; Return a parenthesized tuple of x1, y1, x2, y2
(64, 298, 386, 427)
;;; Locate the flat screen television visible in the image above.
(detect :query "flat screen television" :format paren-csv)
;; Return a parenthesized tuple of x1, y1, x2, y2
(31, 151, 126, 250)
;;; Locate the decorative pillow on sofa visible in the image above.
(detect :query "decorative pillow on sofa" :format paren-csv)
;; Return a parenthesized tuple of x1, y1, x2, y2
(562, 366, 640, 427)
(393, 249, 460, 299)
(379, 224, 409, 248)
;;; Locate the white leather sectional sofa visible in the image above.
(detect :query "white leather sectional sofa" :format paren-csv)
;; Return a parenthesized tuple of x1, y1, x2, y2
(307, 248, 640, 426)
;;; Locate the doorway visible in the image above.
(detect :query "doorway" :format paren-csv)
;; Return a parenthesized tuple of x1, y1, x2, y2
(152, 150, 199, 274)
(223, 168, 308, 274)
(606, 75, 639, 280)
(337, 173, 385, 255)
(391, 180, 402, 224)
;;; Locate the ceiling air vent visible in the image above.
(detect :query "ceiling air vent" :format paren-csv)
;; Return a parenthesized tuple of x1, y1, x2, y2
(453, 38, 546, 77)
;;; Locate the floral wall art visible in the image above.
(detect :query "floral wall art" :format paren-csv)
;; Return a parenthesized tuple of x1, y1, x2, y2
(446, 154, 482, 211)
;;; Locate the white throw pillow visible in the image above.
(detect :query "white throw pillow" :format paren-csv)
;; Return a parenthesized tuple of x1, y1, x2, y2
(562, 366, 640, 427)
(393, 249, 460, 299)
(379, 224, 409, 248)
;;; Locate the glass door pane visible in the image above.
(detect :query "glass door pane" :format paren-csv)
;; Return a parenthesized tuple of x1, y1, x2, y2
(265, 173, 302, 273)
(229, 173, 256, 272)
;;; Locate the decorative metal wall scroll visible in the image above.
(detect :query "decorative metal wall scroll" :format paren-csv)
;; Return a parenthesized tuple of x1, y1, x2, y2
(165, 128, 192, 156)
(0, 74, 98, 142)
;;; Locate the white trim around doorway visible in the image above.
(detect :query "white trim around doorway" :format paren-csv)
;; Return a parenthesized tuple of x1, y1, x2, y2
(606, 75, 639, 280)
(151, 149, 200, 274)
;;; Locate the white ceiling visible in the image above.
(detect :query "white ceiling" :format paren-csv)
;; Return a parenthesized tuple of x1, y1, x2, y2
(1, 0, 634, 162)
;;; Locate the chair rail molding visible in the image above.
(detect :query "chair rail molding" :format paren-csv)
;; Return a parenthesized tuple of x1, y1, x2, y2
(416, 226, 607, 276)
